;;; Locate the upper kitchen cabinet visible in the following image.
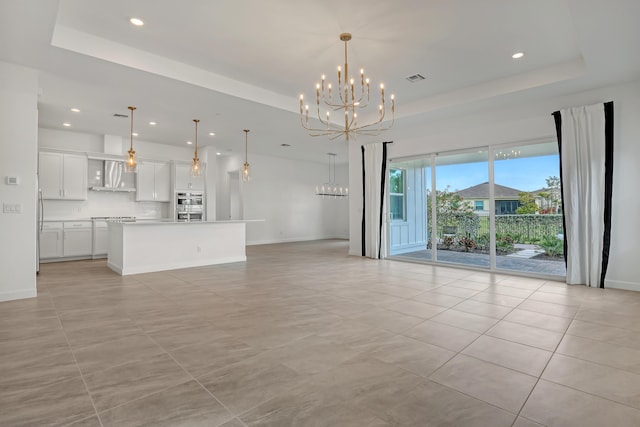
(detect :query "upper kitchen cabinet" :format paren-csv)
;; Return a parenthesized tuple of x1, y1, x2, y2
(174, 162, 205, 191)
(136, 161, 171, 202)
(39, 151, 88, 200)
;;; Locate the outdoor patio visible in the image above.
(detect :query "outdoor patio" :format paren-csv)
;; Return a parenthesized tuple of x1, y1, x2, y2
(392, 247, 566, 276)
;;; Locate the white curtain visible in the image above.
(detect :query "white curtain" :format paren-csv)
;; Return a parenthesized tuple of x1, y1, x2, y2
(361, 142, 390, 259)
(555, 102, 614, 287)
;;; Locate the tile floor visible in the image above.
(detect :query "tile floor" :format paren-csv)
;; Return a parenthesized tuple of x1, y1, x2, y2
(2, 239, 640, 426)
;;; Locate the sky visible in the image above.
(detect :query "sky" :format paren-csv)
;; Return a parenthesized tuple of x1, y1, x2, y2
(431, 155, 560, 192)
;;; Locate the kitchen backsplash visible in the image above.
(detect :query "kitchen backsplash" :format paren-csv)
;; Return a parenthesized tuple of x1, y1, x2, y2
(43, 191, 170, 220)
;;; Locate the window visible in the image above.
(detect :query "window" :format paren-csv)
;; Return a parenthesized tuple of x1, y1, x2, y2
(495, 200, 519, 214)
(474, 201, 484, 211)
(389, 168, 405, 221)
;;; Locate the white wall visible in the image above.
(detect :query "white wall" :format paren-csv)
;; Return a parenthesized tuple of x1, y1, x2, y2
(0, 61, 38, 301)
(217, 152, 349, 245)
(349, 79, 640, 290)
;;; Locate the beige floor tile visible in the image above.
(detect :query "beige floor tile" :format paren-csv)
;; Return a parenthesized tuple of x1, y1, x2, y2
(517, 299, 579, 318)
(452, 299, 514, 319)
(430, 309, 500, 333)
(486, 285, 535, 298)
(349, 308, 425, 333)
(412, 291, 466, 308)
(527, 290, 583, 306)
(557, 334, 640, 374)
(471, 291, 524, 307)
(309, 354, 425, 419)
(265, 335, 364, 375)
(385, 380, 516, 427)
(73, 334, 165, 376)
(566, 319, 640, 350)
(542, 353, 640, 409)
(386, 299, 448, 319)
(446, 279, 490, 291)
(521, 379, 640, 427)
(365, 334, 455, 377)
(430, 354, 537, 413)
(64, 415, 102, 426)
(403, 320, 481, 352)
(99, 380, 233, 427)
(503, 309, 572, 333)
(63, 318, 144, 350)
(432, 285, 481, 298)
(218, 418, 245, 427)
(0, 376, 95, 427)
(462, 335, 552, 376)
(512, 417, 546, 427)
(198, 354, 308, 414)
(0, 347, 80, 390)
(315, 319, 398, 352)
(486, 320, 564, 351)
(169, 335, 262, 378)
(574, 308, 640, 331)
(83, 353, 192, 412)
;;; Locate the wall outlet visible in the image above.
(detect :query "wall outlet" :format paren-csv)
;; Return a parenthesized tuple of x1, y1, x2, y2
(3, 203, 22, 213)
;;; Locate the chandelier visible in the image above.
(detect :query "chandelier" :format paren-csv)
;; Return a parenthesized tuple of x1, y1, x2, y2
(191, 119, 202, 177)
(299, 33, 395, 142)
(316, 153, 348, 198)
(124, 106, 137, 173)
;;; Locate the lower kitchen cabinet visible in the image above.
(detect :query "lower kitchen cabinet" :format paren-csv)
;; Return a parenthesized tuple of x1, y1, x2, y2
(63, 222, 92, 257)
(40, 221, 92, 260)
(92, 221, 109, 258)
(40, 222, 63, 259)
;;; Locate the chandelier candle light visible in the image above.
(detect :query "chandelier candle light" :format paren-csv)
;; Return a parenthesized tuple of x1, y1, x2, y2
(125, 106, 137, 173)
(316, 153, 348, 198)
(300, 33, 395, 142)
(191, 119, 202, 177)
(242, 129, 251, 182)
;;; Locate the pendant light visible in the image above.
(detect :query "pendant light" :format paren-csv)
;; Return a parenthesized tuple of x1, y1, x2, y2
(191, 119, 202, 177)
(242, 129, 251, 182)
(316, 153, 348, 198)
(124, 106, 137, 173)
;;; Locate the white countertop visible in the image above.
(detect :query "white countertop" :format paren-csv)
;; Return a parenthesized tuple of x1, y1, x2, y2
(112, 220, 264, 225)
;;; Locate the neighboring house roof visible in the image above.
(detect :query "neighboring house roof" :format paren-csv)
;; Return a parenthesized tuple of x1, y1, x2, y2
(454, 182, 523, 199)
(531, 187, 561, 196)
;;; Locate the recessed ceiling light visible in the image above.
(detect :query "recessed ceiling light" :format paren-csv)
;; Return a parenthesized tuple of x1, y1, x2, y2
(280, 143, 291, 147)
(62, 123, 71, 127)
(149, 121, 156, 126)
(187, 141, 193, 145)
(129, 17, 144, 26)
(132, 132, 138, 136)
(70, 108, 80, 113)
(216, 152, 221, 156)
(209, 132, 215, 136)
(512, 52, 525, 59)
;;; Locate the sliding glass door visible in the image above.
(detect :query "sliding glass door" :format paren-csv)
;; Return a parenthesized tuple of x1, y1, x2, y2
(388, 141, 565, 278)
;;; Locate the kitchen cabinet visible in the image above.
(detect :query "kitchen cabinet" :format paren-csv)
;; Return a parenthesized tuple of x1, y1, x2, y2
(63, 222, 92, 257)
(174, 162, 205, 191)
(92, 221, 109, 258)
(39, 152, 87, 200)
(136, 161, 171, 202)
(39, 222, 63, 259)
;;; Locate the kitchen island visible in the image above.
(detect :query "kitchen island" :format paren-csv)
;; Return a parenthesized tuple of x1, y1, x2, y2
(107, 221, 253, 275)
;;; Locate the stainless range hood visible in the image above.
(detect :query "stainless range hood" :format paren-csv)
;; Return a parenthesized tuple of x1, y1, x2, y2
(89, 159, 136, 192)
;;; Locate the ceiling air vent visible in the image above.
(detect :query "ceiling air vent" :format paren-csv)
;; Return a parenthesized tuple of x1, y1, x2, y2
(113, 113, 129, 118)
(405, 73, 426, 83)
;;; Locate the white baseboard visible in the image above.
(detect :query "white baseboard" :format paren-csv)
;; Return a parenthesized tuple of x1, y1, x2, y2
(0, 288, 37, 302)
(108, 256, 247, 276)
(606, 279, 640, 292)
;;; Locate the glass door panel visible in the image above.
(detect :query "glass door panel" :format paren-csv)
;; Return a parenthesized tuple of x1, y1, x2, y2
(433, 150, 489, 268)
(493, 142, 566, 276)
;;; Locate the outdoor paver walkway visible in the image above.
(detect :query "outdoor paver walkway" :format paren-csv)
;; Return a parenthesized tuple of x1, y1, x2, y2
(393, 249, 566, 276)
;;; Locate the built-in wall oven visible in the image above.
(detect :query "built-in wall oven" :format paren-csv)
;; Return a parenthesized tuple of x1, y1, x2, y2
(176, 192, 204, 222)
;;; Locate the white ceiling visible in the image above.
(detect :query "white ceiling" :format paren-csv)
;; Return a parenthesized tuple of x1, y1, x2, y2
(1, 0, 639, 163)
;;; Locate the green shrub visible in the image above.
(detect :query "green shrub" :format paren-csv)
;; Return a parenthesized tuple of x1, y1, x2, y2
(539, 235, 564, 257)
